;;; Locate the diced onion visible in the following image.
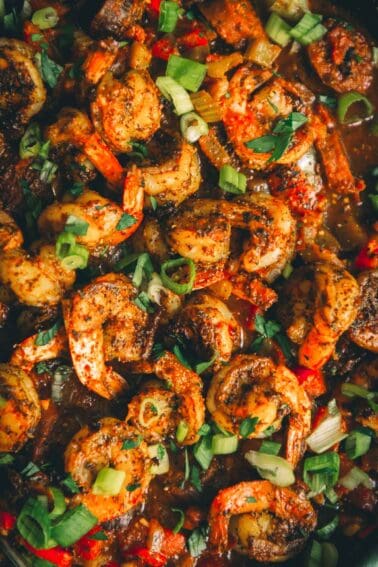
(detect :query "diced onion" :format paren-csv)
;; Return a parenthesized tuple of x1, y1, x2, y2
(92, 467, 126, 496)
(245, 450, 295, 487)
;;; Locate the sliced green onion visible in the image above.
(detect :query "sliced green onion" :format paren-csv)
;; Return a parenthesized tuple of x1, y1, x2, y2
(51, 505, 97, 547)
(259, 440, 281, 455)
(306, 403, 347, 454)
(341, 382, 374, 399)
(148, 443, 170, 475)
(339, 466, 374, 491)
(19, 123, 41, 159)
(60, 248, 89, 270)
(239, 416, 259, 438)
(190, 90, 222, 123)
(166, 55, 207, 92)
(321, 542, 339, 567)
(61, 474, 80, 494)
(345, 430, 372, 460)
(282, 263, 293, 279)
(171, 508, 185, 533)
(39, 160, 58, 183)
(289, 12, 322, 40)
(132, 252, 153, 288)
(180, 111, 209, 143)
(305, 540, 322, 567)
(211, 434, 238, 455)
(160, 257, 196, 295)
(325, 488, 338, 504)
(337, 92, 374, 125)
(245, 450, 295, 487)
(158, 1, 180, 33)
(265, 13, 292, 47)
(32, 7, 59, 30)
(17, 497, 51, 549)
(138, 397, 168, 428)
(92, 467, 126, 496)
(55, 231, 76, 257)
(65, 214, 89, 236)
(219, 165, 247, 194)
(176, 420, 189, 443)
(316, 515, 339, 540)
(193, 434, 213, 470)
(48, 487, 66, 519)
(303, 452, 339, 495)
(297, 22, 327, 45)
(156, 76, 194, 116)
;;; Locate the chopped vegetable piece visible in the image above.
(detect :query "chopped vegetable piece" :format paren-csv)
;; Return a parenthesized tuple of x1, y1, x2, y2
(16, 497, 51, 549)
(211, 434, 238, 455)
(48, 488, 66, 519)
(316, 515, 339, 540)
(19, 123, 41, 158)
(116, 213, 137, 231)
(35, 321, 61, 346)
(345, 430, 372, 460)
(158, 1, 180, 33)
(160, 257, 196, 294)
(265, 13, 292, 47)
(307, 401, 347, 454)
(176, 420, 189, 443)
(92, 467, 126, 496)
(190, 90, 222, 122)
(166, 55, 207, 92)
(289, 12, 323, 43)
(245, 451, 295, 486)
(65, 215, 89, 236)
(245, 38, 281, 68)
(337, 92, 374, 124)
(156, 76, 194, 115)
(239, 416, 259, 438)
(187, 526, 208, 557)
(171, 508, 185, 533)
(148, 444, 170, 475)
(259, 440, 281, 455)
(32, 7, 59, 30)
(193, 434, 213, 470)
(51, 505, 97, 547)
(219, 165, 247, 194)
(180, 111, 209, 142)
(339, 467, 374, 490)
(303, 452, 340, 494)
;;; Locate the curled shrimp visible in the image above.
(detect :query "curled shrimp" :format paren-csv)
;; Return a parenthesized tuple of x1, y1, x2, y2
(64, 417, 152, 522)
(207, 354, 311, 466)
(38, 187, 142, 250)
(63, 273, 156, 399)
(349, 269, 378, 353)
(0, 244, 76, 307)
(126, 352, 205, 446)
(0, 210, 23, 251)
(46, 108, 124, 188)
(208, 480, 317, 561)
(91, 69, 161, 153)
(11, 327, 68, 374)
(222, 66, 313, 169)
(0, 363, 41, 452)
(0, 39, 46, 132)
(171, 292, 243, 369)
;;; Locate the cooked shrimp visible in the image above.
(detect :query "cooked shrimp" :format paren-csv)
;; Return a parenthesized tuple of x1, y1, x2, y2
(0, 209, 23, 251)
(91, 0, 147, 41)
(199, 0, 266, 46)
(345, 359, 378, 433)
(0, 363, 41, 452)
(126, 352, 205, 446)
(0, 244, 75, 307)
(207, 354, 311, 466)
(171, 292, 242, 369)
(91, 69, 161, 153)
(38, 188, 141, 250)
(63, 273, 155, 399)
(209, 481, 317, 561)
(46, 108, 124, 188)
(82, 39, 119, 86)
(349, 270, 378, 353)
(65, 417, 151, 522)
(222, 67, 313, 169)
(0, 39, 46, 132)
(11, 327, 68, 373)
(308, 19, 373, 93)
(313, 104, 365, 194)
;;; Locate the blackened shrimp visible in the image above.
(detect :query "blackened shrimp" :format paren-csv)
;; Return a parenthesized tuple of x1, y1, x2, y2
(349, 269, 378, 353)
(207, 354, 311, 466)
(209, 481, 316, 561)
(64, 418, 151, 522)
(0, 363, 41, 452)
(63, 273, 156, 399)
(126, 352, 205, 445)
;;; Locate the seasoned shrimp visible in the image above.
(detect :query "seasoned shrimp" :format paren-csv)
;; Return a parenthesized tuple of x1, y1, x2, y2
(207, 354, 311, 466)
(278, 263, 360, 368)
(308, 19, 373, 93)
(0, 209, 23, 251)
(46, 108, 124, 188)
(0, 363, 41, 452)
(91, 0, 147, 41)
(38, 188, 141, 250)
(345, 359, 378, 433)
(0, 244, 75, 307)
(209, 481, 317, 561)
(0, 39, 46, 132)
(65, 418, 151, 522)
(222, 66, 313, 169)
(11, 327, 68, 374)
(63, 273, 155, 399)
(91, 69, 161, 153)
(349, 270, 378, 353)
(126, 352, 205, 445)
(171, 292, 242, 369)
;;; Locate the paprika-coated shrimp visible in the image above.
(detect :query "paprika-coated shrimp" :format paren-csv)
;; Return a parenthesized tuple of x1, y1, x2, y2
(63, 273, 155, 399)
(65, 418, 151, 522)
(222, 66, 313, 169)
(0, 363, 41, 452)
(0, 210, 23, 251)
(207, 354, 311, 466)
(126, 352, 205, 446)
(209, 481, 316, 561)
(11, 327, 68, 374)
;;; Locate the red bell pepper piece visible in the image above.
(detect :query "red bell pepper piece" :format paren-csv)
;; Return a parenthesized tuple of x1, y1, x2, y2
(150, 0, 162, 13)
(0, 511, 16, 534)
(22, 541, 73, 567)
(293, 366, 326, 397)
(179, 29, 208, 48)
(74, 526, 103, 561)
(355, 242, 378, 270)
(152, 38, 175, 60)
(128, 547, 167, 567)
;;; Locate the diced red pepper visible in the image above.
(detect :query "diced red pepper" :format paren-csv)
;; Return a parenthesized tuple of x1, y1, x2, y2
(293, 366, 326, 397)
(355, 242, 378, 270)
(152, 38, 175, 60)
(178, 29, 208, 49)
(150, 0, 162, 13)
(159, 529, 185, 558)
(127, 547, 167, 567)
(0, 511, 16, 534)
(74, 525, 103, 561)
(23, 21, 44, 47)
(22, 541, 73, 567)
